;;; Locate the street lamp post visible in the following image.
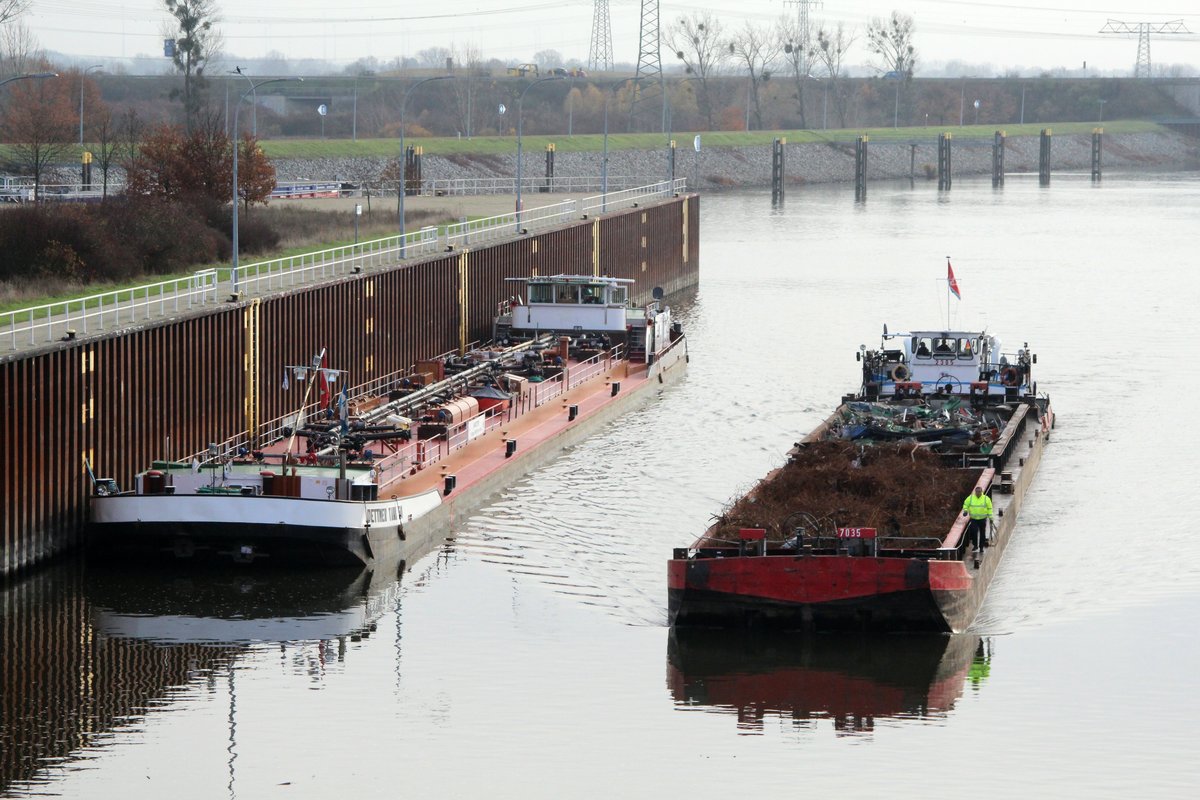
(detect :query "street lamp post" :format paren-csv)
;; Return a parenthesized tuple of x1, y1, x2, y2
(603, 77, 640, 212)
(973, 99, 981, 125)
(231, 67, 265, 137)
(0, 72, 57, 91)
(807, 74, 828, 130)
(79, 64, 102, 145)
(399, 75, 454, 250)
(515, 75, 564, 230)
(1098, 99, 1106, 123)
(665, 76, 699, 185)
(232, 76, 302, 296)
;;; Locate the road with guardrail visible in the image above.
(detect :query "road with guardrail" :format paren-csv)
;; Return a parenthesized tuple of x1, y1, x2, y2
(1, 179, 687, 355)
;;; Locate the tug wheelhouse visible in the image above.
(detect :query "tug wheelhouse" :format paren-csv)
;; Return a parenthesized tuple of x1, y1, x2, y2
(859, 329, 1036, 400)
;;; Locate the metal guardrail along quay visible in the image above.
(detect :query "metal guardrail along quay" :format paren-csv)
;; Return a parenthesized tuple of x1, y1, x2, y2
(1, 179, 687, 355)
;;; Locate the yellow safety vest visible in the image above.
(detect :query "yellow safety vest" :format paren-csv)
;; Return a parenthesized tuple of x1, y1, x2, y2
(963, 493, 993, 520)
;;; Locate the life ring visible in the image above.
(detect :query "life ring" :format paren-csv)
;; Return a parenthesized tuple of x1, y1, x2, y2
(890, 364, 911, 382)
(1001, 366, 1021, 387)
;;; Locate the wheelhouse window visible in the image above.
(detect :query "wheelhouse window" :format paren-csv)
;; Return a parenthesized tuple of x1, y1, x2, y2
(914, 337, 934, 358)
(528, 283, 553, 304)
(957, 338, 976, 360)
(554, 284, 579, 304)
(610, 286, 628, 306)
(581, 284, 605, 304)
(933, 337, 955, 355)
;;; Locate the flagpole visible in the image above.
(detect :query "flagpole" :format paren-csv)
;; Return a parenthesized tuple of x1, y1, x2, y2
(946, 255, 952, 329)
(284, 347, 326, 469)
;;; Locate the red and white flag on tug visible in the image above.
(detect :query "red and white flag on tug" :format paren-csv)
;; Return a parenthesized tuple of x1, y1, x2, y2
(947, 258, 962, 300)
(318, 354, 330, 409)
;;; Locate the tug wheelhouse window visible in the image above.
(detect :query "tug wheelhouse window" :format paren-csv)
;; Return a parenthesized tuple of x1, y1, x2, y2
(933, 337, 955, 355)
(609, 286, 628, 306)
(957, 338, 976, 360)
(554, 284, 580, 304)
(528, 283, 553, 304)
(581, 284, 605, 304)
(914, 337, 934, 358)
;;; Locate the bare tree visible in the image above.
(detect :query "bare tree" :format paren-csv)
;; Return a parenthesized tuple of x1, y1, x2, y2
(533, 49, 562, 71)
(346, 157, 381, 215)
(668, 11, 726, 131)
(450, 42, 484, 137)
(5, 70, 74, 201)
(866, 11, 917, 77)
(118, 107, 144, 175)
(779, 15, 811, 128)
(93, 106, 120, 199)
(163, 0, 222, 130)
(729, 21, 781, 131)
(815, 21, 856, 128)
(417, 46, 451, 69)
(0, 18, 39, 73)
(867, 12, 916, 127)
(0, 0, 29, 26)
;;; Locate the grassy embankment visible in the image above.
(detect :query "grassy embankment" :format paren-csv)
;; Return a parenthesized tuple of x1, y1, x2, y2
(256, 120, 1161, 160)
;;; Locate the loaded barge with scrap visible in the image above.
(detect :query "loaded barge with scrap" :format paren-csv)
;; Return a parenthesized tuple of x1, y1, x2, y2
(89, 274, 686, 567)
(668, 327, 1052, 633)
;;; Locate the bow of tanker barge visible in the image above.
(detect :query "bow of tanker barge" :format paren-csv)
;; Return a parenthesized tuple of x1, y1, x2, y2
(668, 325, 1052, 633)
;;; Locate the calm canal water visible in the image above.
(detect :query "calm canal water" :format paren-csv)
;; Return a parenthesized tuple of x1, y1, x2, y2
(4, 171, 1200, 799)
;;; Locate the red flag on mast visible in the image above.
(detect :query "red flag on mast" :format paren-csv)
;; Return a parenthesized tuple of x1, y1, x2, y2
(318, 355, 330, 409)
(947, 259, 962, 300)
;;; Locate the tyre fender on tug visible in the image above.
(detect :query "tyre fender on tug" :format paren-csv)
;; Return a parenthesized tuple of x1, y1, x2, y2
(1001, 366, 1021, 387)
(890, 364, 911, 382)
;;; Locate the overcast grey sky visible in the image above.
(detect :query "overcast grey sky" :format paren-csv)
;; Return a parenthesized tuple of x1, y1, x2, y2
(21, 1, 1200, 74)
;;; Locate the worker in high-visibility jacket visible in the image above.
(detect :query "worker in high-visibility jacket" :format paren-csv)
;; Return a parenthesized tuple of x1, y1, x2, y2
(961, 486, 993, 551)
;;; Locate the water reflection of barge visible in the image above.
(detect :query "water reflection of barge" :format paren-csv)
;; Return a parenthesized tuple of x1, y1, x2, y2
(668, 631, 987, 733)
(669, 326, 1053, 633)
(85, 561, 404, 645)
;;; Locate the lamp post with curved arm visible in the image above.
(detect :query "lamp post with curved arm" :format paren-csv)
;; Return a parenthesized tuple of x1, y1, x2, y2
(79, 64, 102, 145)
(602, 77, 640, 212)
(232, 76, 302, 295)
(515, 75, 564, 230)
(399, 75, 454, 249)
(0, 72, 58, 91)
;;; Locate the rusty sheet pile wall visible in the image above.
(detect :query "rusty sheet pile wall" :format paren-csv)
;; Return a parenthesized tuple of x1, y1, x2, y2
(0, 195, 699, 575)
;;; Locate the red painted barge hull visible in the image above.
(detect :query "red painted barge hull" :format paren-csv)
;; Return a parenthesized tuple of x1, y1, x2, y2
(668, 554, 976, 633)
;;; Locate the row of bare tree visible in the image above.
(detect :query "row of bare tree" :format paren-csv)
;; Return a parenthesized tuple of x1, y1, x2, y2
(669, 10, 916, 131)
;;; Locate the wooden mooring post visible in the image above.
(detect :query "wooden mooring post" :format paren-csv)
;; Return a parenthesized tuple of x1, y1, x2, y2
(937, 133, 952, 190)
(854, 135, 868, 201)
(992, 131, 1006, 188)
(1091, 128, 1103, 182)
(1039, 129, 1052, 186)
(542, 143, 555, 193)
(771, 138, 785, 204)
(405, 145, 422, 195)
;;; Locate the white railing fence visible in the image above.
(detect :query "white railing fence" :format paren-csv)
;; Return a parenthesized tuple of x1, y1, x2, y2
(2, 180, 686, 352)
(4, 270, 219, 350)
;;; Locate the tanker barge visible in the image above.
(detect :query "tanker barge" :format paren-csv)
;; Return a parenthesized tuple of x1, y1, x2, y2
(668, 327, 1052, 633)
(89, 274, 686, 567)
